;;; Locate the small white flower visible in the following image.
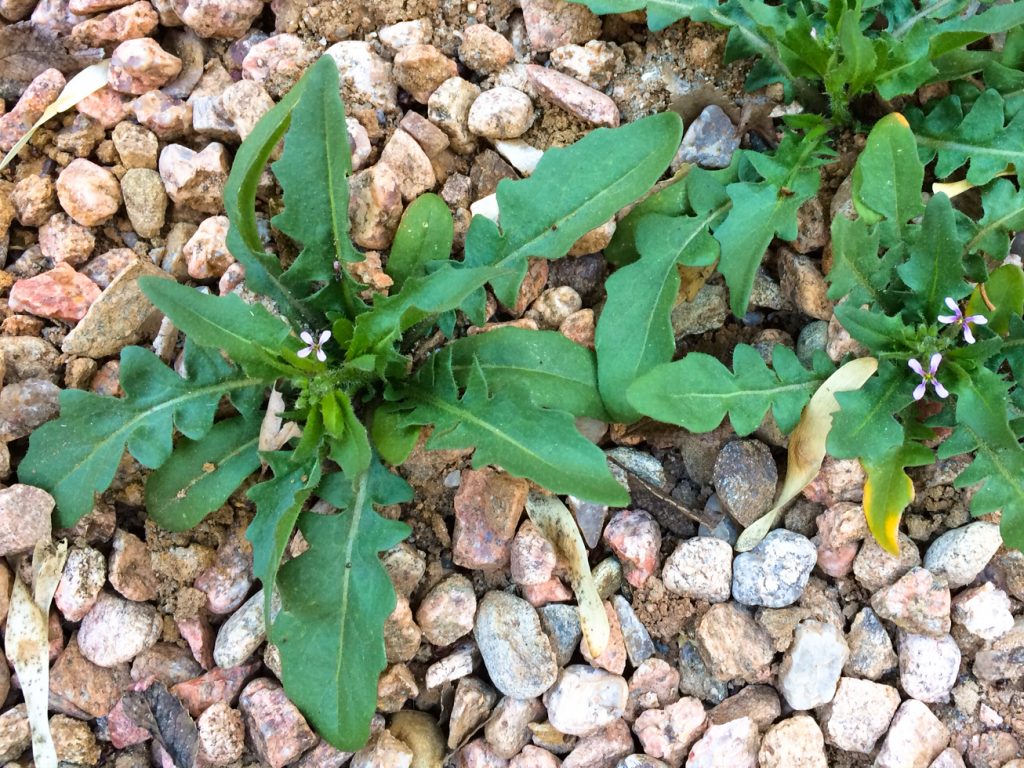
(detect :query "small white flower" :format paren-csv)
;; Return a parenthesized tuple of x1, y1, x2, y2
(297, 329, 331, 362)
(908, 353, 948, 401)
(937, 296, 987, 344)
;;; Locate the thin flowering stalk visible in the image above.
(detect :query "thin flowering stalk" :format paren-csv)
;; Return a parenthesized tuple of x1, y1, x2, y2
(937, 296, 987, 344)
(908, 353, 948, 400)
(297, 330, 331, 362)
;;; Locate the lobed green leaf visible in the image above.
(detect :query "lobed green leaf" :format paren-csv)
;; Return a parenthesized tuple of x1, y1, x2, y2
(140, 278, 295, 378)
(828, 361, 911, 462)
(596, 213, 717, 422)
(273, 471, 410, 749)
(146, 416, 262, 531)
(446, 327, 609, 421)
(247, 453, 323, 618)
(405, 354, 629, 505)
(20, 344, 268, 527)
(627, 343, 826, 435)
(464, 113, 683, 306)
(272, 55, 358, 291)
(908, 90, 1024, 185)
(895, 193, 971, 318)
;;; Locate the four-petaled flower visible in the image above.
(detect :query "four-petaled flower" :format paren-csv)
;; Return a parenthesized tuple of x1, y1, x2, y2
(908, 353, 948, 401)
(937, 296, 987, 344)
(297, 329, 331, 362)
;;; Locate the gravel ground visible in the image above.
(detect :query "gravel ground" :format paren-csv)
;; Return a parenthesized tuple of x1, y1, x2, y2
(0, 0, 1021, 766)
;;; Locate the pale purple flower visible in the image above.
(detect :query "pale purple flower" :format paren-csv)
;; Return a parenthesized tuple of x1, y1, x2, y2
(297, 329, 331, 362)
(908, 353, 948, 401)
(937, 296, 987, 344)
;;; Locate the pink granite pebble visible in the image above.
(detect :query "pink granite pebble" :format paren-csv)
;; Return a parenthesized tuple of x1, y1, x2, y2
(526, 65, 619, 127)
(0, 69, 65, 152)
(239, 678, 319, 768)
(603, 509, 661, 588)
(453, 469, 529, 571)
(10, 263, 102, 323)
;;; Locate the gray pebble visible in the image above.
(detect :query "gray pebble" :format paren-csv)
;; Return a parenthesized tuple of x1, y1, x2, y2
(923, 522, 1002, 589)
(475, 592, 557, 698)
(713, 440, 778, 527)
(538, 603, 582, 667)
(612, 595, 654, 666)
(796, 320, 829, 366)
(673, 105, 740, 170)
(214, 589, 272, 669)
(733, 529, 817, 607)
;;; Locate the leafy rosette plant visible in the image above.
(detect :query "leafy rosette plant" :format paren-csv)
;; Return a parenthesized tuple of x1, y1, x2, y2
(19, 57, 693, 747)
(607, 113, 1024, 554)
(818, 114, 1024, 551)
(570, 0, 1024, 123)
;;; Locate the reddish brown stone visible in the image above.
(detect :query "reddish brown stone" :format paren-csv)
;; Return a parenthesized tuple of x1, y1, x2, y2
(50, 635, 130, 718)
(526, 64, 619, 127)
(194, 527, 254, 615)
(0, 69, 65, 152)
(452, 468, 529, 571)
(176, 613, 216, 670)
(108, 38, 182, 95)
(76, 86, 133, 129)
(70, 1, 159, 47)
(170, 662, 261, 717)
(106, 697, 152, 749)
(580, 601, 627, 675)
(10, 263, 101, 323)
(239, 678, 319, 768)
(109, 529, 159, 602)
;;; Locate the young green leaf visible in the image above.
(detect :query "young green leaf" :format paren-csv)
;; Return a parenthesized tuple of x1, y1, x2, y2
(832, 303, 913, 352)
(909, 90, 1024, 185)
(140, 278, 295, 377)
(966, 264, 1024, 335)
(371, 402, 421, 466)
(324, 391, 372, 477)
(406, 356, 629, 506)
(464, 112, 683, 306)
(604, 170, 692, 267)
(628, 344, 827, 436)
(828, 361, 911, 462)
(965, 179, 1024, 260)
(386, 193, 454, 290)
(272, 55, 358, 289)
(348, 264, 500, 357)
(826, 216, 898, 306)
(852, 113, 925, 232)
(247, 454, 323, 617)
(445, 328, 609, 421)
(597, 213, 717, 422)
(223, 62, 314, 327)
(872, 24, 940, 101)
(713, 128, 826, 316)
(828, 7, 878, 105)
(272, 471, 410, 749)
(714, 174, 816, 317)
(145, 416, 262, 531)
(896, 193, 971, 316)
(20, 344, 268, 527)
